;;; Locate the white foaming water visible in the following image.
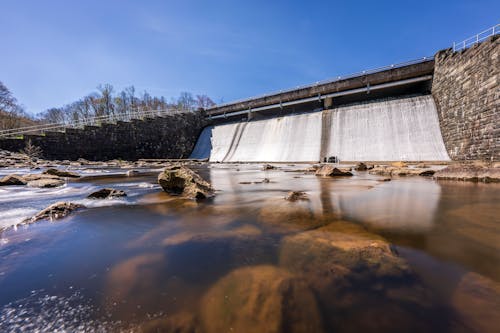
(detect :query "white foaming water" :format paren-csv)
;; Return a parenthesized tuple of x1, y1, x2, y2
(210, 112, 323, 162)
(324, 95, 450, 161)
(193, 95, 449, 162)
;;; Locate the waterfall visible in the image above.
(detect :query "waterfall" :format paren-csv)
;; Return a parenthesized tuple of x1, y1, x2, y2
(323, 95, 450, 161)
(190, 95, 450, 162)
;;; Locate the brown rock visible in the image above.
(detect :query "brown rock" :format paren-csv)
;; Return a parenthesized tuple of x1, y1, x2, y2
(87, 188, 127, 199)
(355, 162, 368, 171)
(0, 174, 27, 186)
(43, 168, 80, 178)
(158, 165, 214, 200)
(315, 165, 353, 177)
(201, 265, 324, 333)
(24, 201, 84, 223)
(27, 178, 65, 188)
(285, 191, 308, 202)
(391, 161, 408, 168)
(262, 164, 276, 170)
(434, 163, 500, 182)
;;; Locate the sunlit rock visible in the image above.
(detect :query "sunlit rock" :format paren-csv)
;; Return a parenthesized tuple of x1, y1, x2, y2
(158, 165, 214, 200)
(87, 188, 127, 199)
(0, 174, 27, 186)
(434, 162, 500, 182)
(27, 178, 65, 188)
(42, 168, 81, 178)
(201, 265, 324, 333)
(315, 165, 353, 177)
(23, 201, 85, 223)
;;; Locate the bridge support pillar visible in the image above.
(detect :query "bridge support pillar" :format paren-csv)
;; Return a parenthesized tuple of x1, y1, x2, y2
(323, 97, 333, 110)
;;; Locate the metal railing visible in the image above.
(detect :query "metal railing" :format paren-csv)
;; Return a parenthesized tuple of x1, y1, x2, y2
(0, 108, 190, 138)
(453, 24, 499, 52)
(207, 56, 434, 110)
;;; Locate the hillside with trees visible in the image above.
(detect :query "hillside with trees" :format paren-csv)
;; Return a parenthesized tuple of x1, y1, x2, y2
(0, 80, 216, 130)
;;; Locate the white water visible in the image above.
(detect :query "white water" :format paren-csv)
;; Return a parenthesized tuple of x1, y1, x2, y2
(210, 112, 323, 162)
(324, 95, 450, 161)
(192, 95, 450, 162)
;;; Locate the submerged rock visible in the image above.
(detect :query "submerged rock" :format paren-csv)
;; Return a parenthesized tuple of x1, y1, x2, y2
(42, 168, 80, 178)
(315, 165, 353, 177)
(279, 221, 436, 332)
(141, 312, 199, 333)
(285, 191, 308, 202)
(87, 188, 127, 199)
(434, 162, 500, 182)
(24, 201, 85, 223)
(158, 165, 214, 200)
(201, 265, 324, 333)
(0, 174, 27, 186)
(27, 178, 65, 188)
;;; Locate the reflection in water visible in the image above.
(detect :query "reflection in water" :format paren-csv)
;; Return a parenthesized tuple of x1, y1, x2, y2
(0, 165, 498, 332)
(336, 178, 441, 232)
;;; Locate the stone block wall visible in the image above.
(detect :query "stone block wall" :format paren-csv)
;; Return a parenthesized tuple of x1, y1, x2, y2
(432, 35, 499, 161)
(0, 112, 207, 161)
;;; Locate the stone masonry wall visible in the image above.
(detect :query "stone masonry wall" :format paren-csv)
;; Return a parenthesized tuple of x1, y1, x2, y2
(432, 35, 499, 161)
(0, 112, 207, 161)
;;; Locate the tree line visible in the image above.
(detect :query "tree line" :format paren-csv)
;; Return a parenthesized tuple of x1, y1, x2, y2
(0, 80, 216, 130)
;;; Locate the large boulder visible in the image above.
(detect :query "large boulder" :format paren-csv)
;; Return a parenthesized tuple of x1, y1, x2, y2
(0, 174, 27, 186)
(24, 201, 85, 223)
(200, 265, 324, 333)
(279, 221, 439, 332)
(42, 168, 81, 178)
(87, 188, 127, 199)
(315, 165, 353, 177)
(158, 165, 214, 200)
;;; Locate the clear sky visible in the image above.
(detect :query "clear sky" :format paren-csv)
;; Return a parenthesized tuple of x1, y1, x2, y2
(1, 0, 498, 114)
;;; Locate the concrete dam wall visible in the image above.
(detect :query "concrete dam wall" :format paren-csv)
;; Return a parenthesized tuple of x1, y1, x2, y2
(191, 95, 450, 162)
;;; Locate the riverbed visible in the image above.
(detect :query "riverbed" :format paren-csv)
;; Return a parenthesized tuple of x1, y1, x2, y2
(0, 164, 499, 332)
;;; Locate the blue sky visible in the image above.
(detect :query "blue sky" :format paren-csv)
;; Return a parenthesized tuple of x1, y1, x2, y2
(1, 0, 498, 114)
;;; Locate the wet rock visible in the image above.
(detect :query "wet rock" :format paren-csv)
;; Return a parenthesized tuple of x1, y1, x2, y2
(43, 168, 80, 178)
(391, 161, 408, 168)
(434, 162, 500, 182)
(0, 174, 27, 186)
(355, 162, 367, 171)
(279, 221, 437, 332)
(27, 178, 65, 188)
(262, 177, 270, 183)
(262, 164, 276, 170)
(158, 165, 214, 200)
(315, 165, 353, 177)
(126, 169, 140, 176)
(24, 201, 85, 223)
(87, 188, 127, 199)
(22, 173, 60, 181)
(285, 191, 308, 202)
(370, 166, 436, 177)
(201, 265, 324, 333)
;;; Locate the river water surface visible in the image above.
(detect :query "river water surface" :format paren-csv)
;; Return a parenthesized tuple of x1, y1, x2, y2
(0, 164, 498, 332)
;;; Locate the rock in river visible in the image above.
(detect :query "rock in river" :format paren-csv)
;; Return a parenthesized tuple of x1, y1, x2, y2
(285, 191, 308, 202)
(201, 265, 324, 333)
(24, 201, 85, 223)
(0, 174, 27, 186)
(87, 188, 127, 199)
(42, 168, 81, 178)
(315, 165, 353, 177)
(27, 178, 65, 188)
(158, 165, 214, 200)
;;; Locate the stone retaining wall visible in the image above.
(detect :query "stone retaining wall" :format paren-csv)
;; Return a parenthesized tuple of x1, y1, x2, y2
(0, 112, 206, 161)
(432, 35, 499, 161)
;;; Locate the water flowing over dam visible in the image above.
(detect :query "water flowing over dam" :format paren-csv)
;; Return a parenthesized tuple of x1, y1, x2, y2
(191, 95, 450, 162)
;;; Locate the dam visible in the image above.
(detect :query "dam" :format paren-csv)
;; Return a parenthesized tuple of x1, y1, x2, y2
(191, 95, 450, 162)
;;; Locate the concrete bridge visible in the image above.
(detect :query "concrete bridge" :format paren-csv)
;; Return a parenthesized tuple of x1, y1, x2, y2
(205, 58, 434, 121)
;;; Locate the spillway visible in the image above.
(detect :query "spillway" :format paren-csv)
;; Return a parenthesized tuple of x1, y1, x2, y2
(191, 95, 450, 162)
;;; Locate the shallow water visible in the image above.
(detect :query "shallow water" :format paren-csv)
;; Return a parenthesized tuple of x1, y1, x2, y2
(0, 164, 499, 332)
